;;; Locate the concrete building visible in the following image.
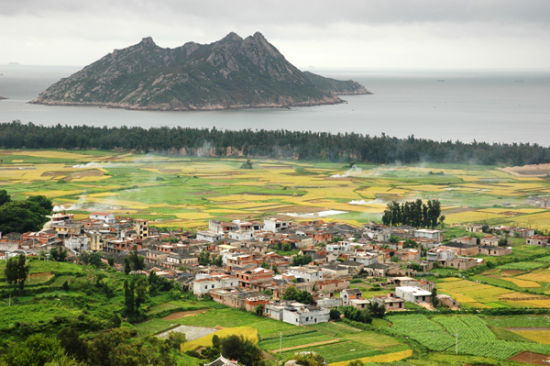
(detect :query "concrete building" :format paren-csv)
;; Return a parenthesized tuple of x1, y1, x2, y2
(64, 236, 89, 253)
(372, 294, 405, 311)
(90, 212, 115, 224)
(235, 267, 273, 289)
(526, 235, 549, 246)
(414, 229, 441, 242)
(287, 266, 323, 282)
(395, 286, 432, 304)
(479, 246, 512, 256)
(263, 218, 289, 233)
(265, 301, 330, 326)
(192, 274, 238, 296)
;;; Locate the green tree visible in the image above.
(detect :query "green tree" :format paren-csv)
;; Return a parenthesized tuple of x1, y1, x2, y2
(124, 257, 131, 275)
(292, 254, 312, 266)
(5, 254, 29, 293)
(165, 332, 186, 351)
(59, 327, 88, 362)
(135, 278, 147, 313)
(254, 304, 265, 317)
(212, 335, 221, 352)
(282, 286, 315, 305)
(368, 302, 386, 318)
(129, 247, 144, 271)
(220, 335, 263, 366)
(124, 280, 134, 316)
(431, 288, 439, 307)
(329, 308, 341, 321)
(198, 250, 210, 266)
(80, 251, 102, 267)
(50, 247, 67, 262)
(0, 189, 11, 206)
(3, 333, 65, 366)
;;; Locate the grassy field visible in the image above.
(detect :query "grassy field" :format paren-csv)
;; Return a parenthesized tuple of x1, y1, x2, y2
(1, 149, 550, 231)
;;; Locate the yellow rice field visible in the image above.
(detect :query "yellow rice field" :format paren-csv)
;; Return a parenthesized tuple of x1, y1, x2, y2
(181, 326, 258, 351)
(2, 150, 550, 231)
(328, 349, 413, 366)
(517, 269, 550, 284)
(436, 278, 550, 308)
(504, 278, 541, 288)
(509, 330, 550, 345)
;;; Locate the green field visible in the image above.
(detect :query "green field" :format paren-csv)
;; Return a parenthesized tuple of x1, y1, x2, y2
(388, 313, 550, 360)
(2, 149, 550, 231)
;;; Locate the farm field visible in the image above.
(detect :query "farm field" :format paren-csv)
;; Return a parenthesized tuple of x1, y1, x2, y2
(472, 259, 550, 296)
(1, 149, 550, 231)
(435, 276, 550, 308)
(387, 314, 550, 361)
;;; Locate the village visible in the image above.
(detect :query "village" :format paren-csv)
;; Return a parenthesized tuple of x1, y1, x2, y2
(1, 211, 549, 327)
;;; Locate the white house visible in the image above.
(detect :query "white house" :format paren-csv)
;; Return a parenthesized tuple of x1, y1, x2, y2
(395, 286, 432, 304)
(287, 266, 323, 282)
(89, 212, 115, 224)
(263, 218, 289, 233)
(196, 231, 223, 243)
(64, 236, 89, 253)
(192, 274, 238, 296)
(414, 229, 441, 242)
(265, 301, 330, 326)
(326, 241, 353, 253)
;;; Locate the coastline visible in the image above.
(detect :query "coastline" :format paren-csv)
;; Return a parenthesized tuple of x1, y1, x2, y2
(29, 94, 369, 112)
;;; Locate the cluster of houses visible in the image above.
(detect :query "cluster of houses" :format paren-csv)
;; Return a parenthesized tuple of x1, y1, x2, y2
(0, 212, 547, 325)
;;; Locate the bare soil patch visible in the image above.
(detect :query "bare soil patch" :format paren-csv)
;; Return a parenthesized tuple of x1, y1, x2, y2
(159, 169, 181, 173)
(501, 270, 524, 276)
(162, 309, 208, 320)
(501, 164, 550, 177)
(510, 351, 550, 365)
(156, 325, 216, 341)
(66, 169, 104, 181)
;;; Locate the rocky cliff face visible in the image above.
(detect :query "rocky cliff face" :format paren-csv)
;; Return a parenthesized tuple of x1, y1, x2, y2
(32, 32, 370, 111)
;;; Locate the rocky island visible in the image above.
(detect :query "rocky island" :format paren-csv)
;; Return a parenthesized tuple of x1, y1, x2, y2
(32, 32, 370, 111)
(0, 96, 7, 101)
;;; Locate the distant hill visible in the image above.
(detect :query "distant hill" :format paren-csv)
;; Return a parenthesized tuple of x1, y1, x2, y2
(0, 96, 6, 100)
(31, 32, 370, 111)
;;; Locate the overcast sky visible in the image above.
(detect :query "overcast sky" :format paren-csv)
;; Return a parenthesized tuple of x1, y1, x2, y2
(1, 0, 549, 70)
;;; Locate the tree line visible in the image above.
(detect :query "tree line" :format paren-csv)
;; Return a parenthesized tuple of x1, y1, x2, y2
(382, 199, 443, 227)
(2, 121, 550, 165)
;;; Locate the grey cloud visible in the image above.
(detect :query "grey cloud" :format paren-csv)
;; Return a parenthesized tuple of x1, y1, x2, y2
(2, 0, 550, 25)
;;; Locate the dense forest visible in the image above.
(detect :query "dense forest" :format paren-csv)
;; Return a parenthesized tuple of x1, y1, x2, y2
(1, 121, 549, 165)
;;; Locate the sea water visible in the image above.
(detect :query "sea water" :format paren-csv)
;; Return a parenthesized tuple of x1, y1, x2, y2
(0, 65, 549, 145)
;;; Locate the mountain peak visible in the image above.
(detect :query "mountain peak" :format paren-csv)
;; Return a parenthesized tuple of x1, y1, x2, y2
(139, 37, 157, 47)
(221, 32, 243, 42)
(253, 32, 266, 40)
